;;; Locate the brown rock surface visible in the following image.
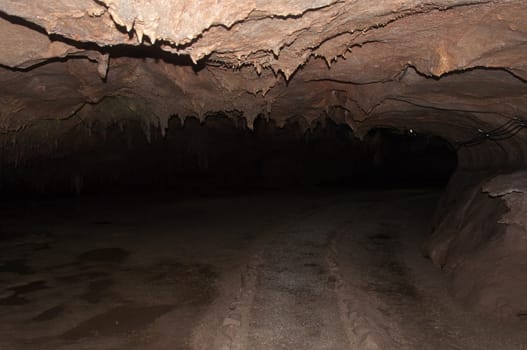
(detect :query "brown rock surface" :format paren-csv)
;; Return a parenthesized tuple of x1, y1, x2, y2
(425, 171, 527, 317)
(1, 0, 527, 148)
(1, 0, 527, 318)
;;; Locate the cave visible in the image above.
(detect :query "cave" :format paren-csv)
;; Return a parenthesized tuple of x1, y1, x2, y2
(1, 1, 527, 349)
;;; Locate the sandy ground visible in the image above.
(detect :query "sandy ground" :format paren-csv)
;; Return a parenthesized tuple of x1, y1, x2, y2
(0, 189, 526, 349)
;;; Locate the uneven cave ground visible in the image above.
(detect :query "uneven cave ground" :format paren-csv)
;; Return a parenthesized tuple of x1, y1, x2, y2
(0, 119, 525, 350)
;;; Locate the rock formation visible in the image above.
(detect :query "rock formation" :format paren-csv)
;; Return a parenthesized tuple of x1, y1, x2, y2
(1, 0, 526, 317)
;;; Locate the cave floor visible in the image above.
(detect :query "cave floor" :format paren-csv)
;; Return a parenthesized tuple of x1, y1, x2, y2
(0, 189, 526, 350)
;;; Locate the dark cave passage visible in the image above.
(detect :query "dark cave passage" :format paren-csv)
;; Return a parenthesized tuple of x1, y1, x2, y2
(0, 115, 457, 197)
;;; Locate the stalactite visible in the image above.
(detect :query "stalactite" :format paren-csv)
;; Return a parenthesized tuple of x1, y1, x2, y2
(143, 122, 152, 143)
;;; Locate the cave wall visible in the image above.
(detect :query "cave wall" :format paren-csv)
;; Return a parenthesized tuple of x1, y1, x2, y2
(426, 171, 527, 317)
(1, 0, 527, 318)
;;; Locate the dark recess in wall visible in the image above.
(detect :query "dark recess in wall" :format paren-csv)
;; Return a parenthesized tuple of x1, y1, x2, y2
(0, 114, 457, 197)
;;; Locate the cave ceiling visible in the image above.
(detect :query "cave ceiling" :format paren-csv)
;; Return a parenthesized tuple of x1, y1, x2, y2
(1, 0, 527, 153)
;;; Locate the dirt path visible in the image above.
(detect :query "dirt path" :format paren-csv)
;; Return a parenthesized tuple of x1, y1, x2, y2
(244, 201, 350, 349)
(1, 190, 526, 349)
(206, 190, 527, 350)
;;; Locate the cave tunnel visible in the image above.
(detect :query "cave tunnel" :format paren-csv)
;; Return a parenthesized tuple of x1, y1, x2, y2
(0, 116, 457, 196)
(1, 1, 527, 349)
